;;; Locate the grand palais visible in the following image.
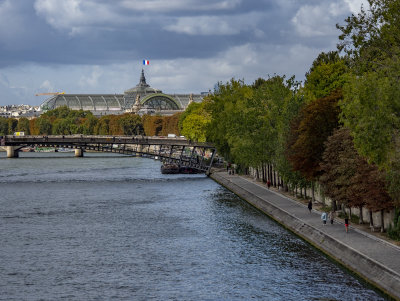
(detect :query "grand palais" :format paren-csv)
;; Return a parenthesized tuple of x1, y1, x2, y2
(40, 70, 206, 116)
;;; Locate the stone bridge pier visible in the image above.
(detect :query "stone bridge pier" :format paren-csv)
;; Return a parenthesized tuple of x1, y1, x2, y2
(6, 146, 19, 158)
(75, 148, 83, 157)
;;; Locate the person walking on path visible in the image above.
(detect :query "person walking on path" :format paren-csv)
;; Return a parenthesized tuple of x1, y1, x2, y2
(321, 212, 327, 225)
(329, 211, 335, 224)
(307, 200, 312, 213)
(267, 180, 271, 189)
(345, 215, 349, 233)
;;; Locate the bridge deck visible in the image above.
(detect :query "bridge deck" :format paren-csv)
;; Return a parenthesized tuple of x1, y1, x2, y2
(1, 135, 216, 173)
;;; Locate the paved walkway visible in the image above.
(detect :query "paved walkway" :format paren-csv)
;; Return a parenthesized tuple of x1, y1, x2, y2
(212, 171, 400, 298)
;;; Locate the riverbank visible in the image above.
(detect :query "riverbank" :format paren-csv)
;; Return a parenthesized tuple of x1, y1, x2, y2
(210, 170, 400, 300)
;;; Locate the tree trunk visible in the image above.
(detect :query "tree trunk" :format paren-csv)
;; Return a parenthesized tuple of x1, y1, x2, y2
(261, 164, 265, 182)
(273, 168, 277, 187)
(304, 186, 307, 199)
(256, 167, 259, 180)
(381, 209, 385, 232)
(359, 206, 363, 224)
(369, 210, 373, 227)
(311, 182, 315, 203)
(268, 164, 272, 183)
(333, 200, 337, 212)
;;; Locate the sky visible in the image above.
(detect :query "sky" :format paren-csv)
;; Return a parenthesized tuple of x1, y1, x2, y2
(0, 0, 368, 106)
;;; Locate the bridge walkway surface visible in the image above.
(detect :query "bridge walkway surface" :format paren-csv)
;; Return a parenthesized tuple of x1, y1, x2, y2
(210, 170, 400, 300)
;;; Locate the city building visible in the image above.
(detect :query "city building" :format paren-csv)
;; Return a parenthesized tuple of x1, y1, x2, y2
(39, 70, 206, 116)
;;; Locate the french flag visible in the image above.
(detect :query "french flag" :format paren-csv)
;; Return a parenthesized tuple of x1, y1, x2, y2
(143, 60, 149, 65)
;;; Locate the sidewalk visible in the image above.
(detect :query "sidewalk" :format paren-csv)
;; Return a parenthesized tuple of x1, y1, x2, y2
(210, 170, 400, 300)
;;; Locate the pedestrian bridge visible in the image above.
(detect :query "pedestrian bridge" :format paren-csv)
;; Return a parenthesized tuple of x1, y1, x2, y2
(1, 135, 216, 174)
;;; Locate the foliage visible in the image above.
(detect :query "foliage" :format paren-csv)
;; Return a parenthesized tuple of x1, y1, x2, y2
(179, 101, 210, 142)
(118, 114, 144, 135)
(142, 114, 180, 136)
(207, 79, 253, 160)
(7, 118, 18, 135)
(16, 117, 30, 134)
(303, 51, 348, 101)
(35, 117, 52, 135)
(337, 0, 400, 74)
(320, 128, 358, 207)
(0, 117, 9, 135)
(320, 127, 392, 211)
(347, 157, 392, 211)
(287, 90, 341, 181)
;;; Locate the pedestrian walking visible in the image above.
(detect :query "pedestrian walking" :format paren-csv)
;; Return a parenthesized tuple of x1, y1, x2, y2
(344, 215, 349, 233)
(267, 180, 271, 189)
(307, 200, 312, 213)
(321, 212, 327, 225)
(329, 211, 335, 224)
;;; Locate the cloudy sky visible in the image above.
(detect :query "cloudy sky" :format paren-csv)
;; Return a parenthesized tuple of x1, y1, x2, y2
(0, 0, 367, 106)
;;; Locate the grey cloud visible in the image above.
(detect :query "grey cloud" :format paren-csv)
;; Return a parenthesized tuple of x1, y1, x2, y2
(0, 0, 367, 105)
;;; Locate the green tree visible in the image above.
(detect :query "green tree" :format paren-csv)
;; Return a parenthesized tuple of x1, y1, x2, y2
(36, 117, 52, 135)
(303, 51, 348, 101)
(94, 116, 111, 135)
(207, 79, 253, 160)
(180, 101, 210, 142)
(0, 117, 8, 135)
(16, 117, 30, 134)
(7, 118, 18, 134)
(119, 114, 144, 135)
(337, 0, 400, 74)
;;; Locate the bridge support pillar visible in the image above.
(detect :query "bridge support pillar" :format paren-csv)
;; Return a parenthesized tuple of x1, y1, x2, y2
(136, 144, 143, 157)
(75, 148, 83, 157)
(6, 146, 19, 158)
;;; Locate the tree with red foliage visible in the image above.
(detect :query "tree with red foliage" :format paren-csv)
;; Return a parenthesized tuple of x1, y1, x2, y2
(286, 91, 341, 202)
(320, 128, 358, 211)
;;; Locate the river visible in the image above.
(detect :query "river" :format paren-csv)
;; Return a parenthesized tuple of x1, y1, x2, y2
(0, 152, 386, 300)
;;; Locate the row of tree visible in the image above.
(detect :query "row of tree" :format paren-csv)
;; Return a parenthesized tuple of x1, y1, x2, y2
(178, 0, 400, 231)
(0, 106, 182, 137)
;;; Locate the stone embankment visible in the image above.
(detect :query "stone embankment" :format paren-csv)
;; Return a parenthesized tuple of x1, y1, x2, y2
(210, 170, 400, 300)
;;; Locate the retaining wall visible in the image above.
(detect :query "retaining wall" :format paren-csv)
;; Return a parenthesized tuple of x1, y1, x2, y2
(211, 172, 400, 300)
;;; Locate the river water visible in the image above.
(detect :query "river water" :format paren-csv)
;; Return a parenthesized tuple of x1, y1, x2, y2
(0, 152, 386, 300)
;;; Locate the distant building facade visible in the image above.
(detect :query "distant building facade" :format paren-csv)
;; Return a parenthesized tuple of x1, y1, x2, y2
(40, 70, 206, 116)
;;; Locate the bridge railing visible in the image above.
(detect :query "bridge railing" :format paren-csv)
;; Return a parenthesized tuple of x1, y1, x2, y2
(1, 135, 216, 174)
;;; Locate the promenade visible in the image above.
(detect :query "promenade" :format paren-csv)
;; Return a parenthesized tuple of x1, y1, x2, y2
(210, 170, 400, 300)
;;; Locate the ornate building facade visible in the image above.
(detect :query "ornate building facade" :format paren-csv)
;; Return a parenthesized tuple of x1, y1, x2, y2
(40, 70, 205, 116)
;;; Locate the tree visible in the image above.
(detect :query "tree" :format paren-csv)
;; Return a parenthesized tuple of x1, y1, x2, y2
(0, 117, 8, 135)
(303, 51, 348, 101)
(94, 116, 110, 135)
(36, 117, 52, 135)
(287, 90, 341, 181)
(320, 128, 361, 211)
(207, 79, 254, 161)
(119, 114, 144, 135)
(7, 118, 18, 134)
(337, 0, 400, 204)
(181, 114, 209, 142)
(17, 117, 30, 134)
(180, 101, 210, 142)
(347, 158, 392, 231)
(337, 0, 400, 74)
